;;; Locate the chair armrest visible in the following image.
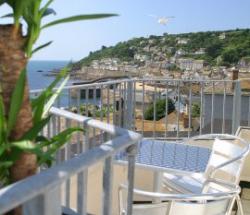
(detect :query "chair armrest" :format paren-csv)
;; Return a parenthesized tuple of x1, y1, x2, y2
(119, 183, 240, 202)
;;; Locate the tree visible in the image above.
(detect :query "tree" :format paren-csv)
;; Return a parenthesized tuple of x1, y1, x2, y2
(221, 48, 240, 65)
(0, 1, 116, 214)
(206, 40, 222, 58)
(101, 45, 107, 50)
(144, 98, 175, 120)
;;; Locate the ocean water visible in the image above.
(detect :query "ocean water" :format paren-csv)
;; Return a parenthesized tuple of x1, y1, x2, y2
(27, 61, 69, 90)
(27, 60, 99, 107)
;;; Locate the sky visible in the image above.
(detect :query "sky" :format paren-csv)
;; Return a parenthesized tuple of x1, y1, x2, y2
(1, 0, 250, 61)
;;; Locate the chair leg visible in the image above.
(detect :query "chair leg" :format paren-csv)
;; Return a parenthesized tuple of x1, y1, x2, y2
(236, 195, 244, 215)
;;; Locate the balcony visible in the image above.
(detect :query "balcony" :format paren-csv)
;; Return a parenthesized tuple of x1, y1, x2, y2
(0, 78, 250, 215)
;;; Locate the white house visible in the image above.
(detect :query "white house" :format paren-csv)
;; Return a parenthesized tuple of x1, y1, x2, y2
(177, 58, 204, 71)
(177, 38, 189, 45)
(219, 33, 226, 40)
(195, 48, 206, 55)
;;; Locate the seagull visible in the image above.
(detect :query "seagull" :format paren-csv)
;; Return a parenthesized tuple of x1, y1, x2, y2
(148, 14, 175, 25)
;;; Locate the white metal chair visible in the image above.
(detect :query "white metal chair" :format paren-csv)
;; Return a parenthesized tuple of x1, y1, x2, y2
(163, 134, 250, 194)
(235, 126, 250, 182)
(119, 180, 243, 215)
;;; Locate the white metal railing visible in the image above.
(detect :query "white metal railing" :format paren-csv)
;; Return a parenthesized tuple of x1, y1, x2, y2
(30, 78, 249, 137)
(1, 78, 249, 214)
(0, 107, 141, 215)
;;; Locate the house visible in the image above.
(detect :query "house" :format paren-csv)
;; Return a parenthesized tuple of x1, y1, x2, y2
(91, 60, 100, 69)
(134, 54, 150, 62)
(177, 58, 204, 71)
(178, 58, 193, 70)
(194, 48, 206, 55)
(177, 38, 189, 45)
(192, 60, 204, 71)
(143, 46, 150, 52)
(219, 33, 226, 40)
(175, 49, 187, 56)
(239, 57, 250, 69)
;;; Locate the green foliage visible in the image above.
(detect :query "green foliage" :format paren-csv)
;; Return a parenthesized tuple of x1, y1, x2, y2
(70, 104, 114, 118)
(80, 41, 136, 66)
(42, 14, 118, 29)
(144, 98, 175, 121)
(2, 0, 118, 57)
(0, 70, 83, 186)
(191, 103, 200, 117)
(32, 41, 53, 55)
(221, 48, 240, 65)
(0, 0, 117, 186)
(168, 64, 180, 71)
(78, 28, 250, 67)
(7, 69, 26, 136)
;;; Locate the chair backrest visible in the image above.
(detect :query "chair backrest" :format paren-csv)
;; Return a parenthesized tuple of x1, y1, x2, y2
(235, 126, 250, 182)
(196, 135, 250, 184)
(168, 198, 231, 215)
(207, 139, 243, 178)
(132, 203, 169, 215)
(131, 200, 231, 215)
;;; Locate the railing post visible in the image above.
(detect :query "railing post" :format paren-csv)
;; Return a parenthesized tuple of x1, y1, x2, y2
(23, 186, 61, 215)
(77, 122, 89, 215)
(232, 81, 241, 134)
(126, 143, 138, 215)
(126, 81, 134, 130)
(102, 156, 113, 215)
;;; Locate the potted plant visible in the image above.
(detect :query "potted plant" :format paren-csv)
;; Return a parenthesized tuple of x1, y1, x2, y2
(0, 1, 117, 214)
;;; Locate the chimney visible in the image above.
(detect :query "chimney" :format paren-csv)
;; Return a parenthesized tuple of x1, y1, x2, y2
(231, 69, 239, 91)
(232, 69, 239, 80)
(183, 114, 189, 128)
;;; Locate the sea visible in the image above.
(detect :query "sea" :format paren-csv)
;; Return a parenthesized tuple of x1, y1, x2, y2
(27, 60, 99, 107)
(27, 60, 69, 90)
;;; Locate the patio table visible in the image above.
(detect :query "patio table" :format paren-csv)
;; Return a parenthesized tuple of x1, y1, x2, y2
(116, 138, 212, 198)
(116, 139, 212, 175)
(116, 139, 212, 199)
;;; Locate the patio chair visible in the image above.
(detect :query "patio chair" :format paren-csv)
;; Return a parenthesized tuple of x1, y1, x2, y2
(119, 180, 243, 215)
(163, 134, 250, 194)
(235, 126, 250, 182)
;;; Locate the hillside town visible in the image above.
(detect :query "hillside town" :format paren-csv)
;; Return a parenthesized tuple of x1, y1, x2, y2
(71, 30, 250, 82)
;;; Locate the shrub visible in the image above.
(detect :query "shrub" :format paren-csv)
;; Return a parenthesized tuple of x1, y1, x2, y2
(144, 98, 175, 120)
(191, 103, 200, 117)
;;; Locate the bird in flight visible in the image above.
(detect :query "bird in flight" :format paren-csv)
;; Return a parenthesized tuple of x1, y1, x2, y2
(148, 14, 175, 25)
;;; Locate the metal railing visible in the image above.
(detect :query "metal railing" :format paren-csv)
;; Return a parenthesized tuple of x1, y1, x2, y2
(0, 107, 141, 215)
(30, 78, 249, 138)
(1, 77, 249, 214)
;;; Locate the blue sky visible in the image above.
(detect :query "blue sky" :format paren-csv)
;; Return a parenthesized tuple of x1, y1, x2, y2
(1, 0, 250, 61)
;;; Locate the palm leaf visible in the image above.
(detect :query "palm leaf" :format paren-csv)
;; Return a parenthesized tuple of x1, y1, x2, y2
(32, 68, 68, 124)
(21, 116, 51, 141)
(32, 91, 52, 125)
(0, 0, 6, 5)
(0, 144, 9, 157)
(7, 69, 26, 136)
(0, 94, 7, 144)
(42, 13, 118, 29)
(6, 0, 32, 26)
(0, 161, 13, 169)
(39, 0, 54, 16)
(38, 127, 83, 165)
(42, 75, 69, 118)
(12, 140, 35, 151)
(32, 41, 53, 55)
(42, 8, 56, 17)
